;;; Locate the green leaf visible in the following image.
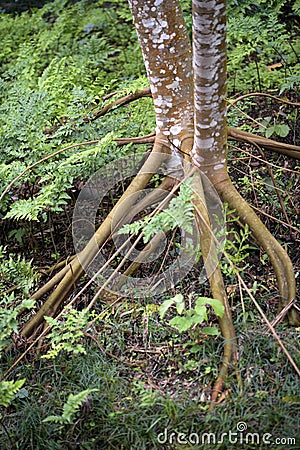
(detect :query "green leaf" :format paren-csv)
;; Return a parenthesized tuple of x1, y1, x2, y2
(173, 293, 185, 315)
(265, 123, 290, 139)
(191, 310, 207, 324)
(20, 299, 36, 310)
(274, 124, 290, 137)
(265, 125, 276, 138)
(15, 387, 29, 399)
(192, 305, 207, 322)
(195, 297, 224, 317)
(159, 299, 175, 319)
(169, 315, 194, 332)
(202, 327, 220, 336)
(42, 415, 64, 424)
(0, 379, 26, 407)
(159, 294, 185, 318)
(189, 344, 202, 353)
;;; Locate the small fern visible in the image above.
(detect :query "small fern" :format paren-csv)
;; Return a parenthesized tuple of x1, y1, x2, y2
(119, 179, 195, 243)
(0, 247, 37, 350)
(0, 379, 26, 408)
(42, 307, 91, 359)
(43, 388, 99, 425)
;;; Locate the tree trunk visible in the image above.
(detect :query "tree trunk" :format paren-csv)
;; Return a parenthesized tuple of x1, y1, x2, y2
(128, 0, 194, 154)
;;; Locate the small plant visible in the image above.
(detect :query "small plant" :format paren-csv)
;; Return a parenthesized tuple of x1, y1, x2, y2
(221, 222, 254, 281)
(131, 380, 161, 408)
(0, 379, 25, 408)
(0, 246, 37, 350)
(258, 116, 290, 139)
(0, 295, 35, 351)
(227, 0, 300, 93)
(42, 307, 92, 359)
(0, 245, 38, 293)
(159, 293, 224, 335)
(43, 388, 98, 425)
(118, 179, 195, 243)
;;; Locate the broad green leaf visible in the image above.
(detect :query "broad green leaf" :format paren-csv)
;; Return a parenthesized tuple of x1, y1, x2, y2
(202, 326, 220, 336)
(194, 301, 207, 315)
(160, 294, 185, 319)
(274, 123, 290, 137)
(196, 297, 224, 317)
(265, 126, 276, 138)
(20, 299, 35, 309)
(173, 294, 185, 315)
(169, 316, 194, 332)
(192, 307, 207, 323)
(159, 299, 175, 319)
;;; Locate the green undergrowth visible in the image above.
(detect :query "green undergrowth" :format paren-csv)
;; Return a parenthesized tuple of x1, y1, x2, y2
(0, 308, 299, 449)
(227, 0, 300, 93)
(0, 0, 153, 224)
(0, 0, 299, 225)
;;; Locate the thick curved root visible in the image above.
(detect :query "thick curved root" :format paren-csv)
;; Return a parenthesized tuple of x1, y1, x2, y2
(192, 173, 238, 406)
(22, 139, 169, 338)
(215, 176, 299, 326)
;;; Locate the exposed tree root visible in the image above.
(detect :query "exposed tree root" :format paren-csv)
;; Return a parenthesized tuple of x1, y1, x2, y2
(214, 176, 299, 326)
(21, 136, 171, 338)
(16, 87, 299, 406)
(228, 91, 300, 109)
(192, 173, 238, 404)
(95, 86, 300, 159)
(2, 83, 297, 402)
(2, 0, 299, 412)
(1, 89, 300, 211)
(92, 87, 152, 121)
(227, 127, 300, 159)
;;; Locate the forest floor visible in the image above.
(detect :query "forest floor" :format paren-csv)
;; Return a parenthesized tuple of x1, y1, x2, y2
(1, 93, 299, 449)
